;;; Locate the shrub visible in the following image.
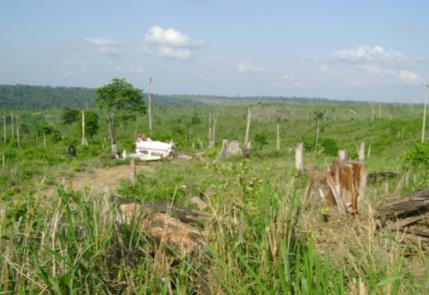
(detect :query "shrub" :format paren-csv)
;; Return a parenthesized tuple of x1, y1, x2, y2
(401, 142, 429, 169)
(320, 138, 338, 156)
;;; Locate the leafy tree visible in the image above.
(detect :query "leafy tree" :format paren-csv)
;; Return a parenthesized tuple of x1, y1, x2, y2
(61, 108, 80, 124)
(96, 78, 146, 157)
(72, 110, 100, 139)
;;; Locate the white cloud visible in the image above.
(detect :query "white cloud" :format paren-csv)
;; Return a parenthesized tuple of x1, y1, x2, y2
(84, 37, 118, 55)
(354, 64, 393, 75)
(237, 60, 267, 72)
(84, 37, 117, 46)
(145, 26, 203, 48)
(399, 70, 422, 85)
(158, 46, 192, 59)
(333, 45, 407, 63)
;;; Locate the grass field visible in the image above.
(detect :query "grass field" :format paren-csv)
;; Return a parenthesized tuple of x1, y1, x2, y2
(1, 101, 429, 293)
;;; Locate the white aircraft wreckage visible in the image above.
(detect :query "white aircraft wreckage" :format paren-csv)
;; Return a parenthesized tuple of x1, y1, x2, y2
(129, 135, 176, 161)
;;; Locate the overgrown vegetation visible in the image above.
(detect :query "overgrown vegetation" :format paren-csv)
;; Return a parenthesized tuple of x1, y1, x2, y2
(1, 99, 428, 293)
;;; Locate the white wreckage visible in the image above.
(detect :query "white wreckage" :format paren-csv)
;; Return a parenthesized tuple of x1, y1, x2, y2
(128, 135, 176, 161)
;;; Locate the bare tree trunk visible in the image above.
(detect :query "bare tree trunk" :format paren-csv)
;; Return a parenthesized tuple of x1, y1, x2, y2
(16, 117, 20, 147)
(208, 113, 212, 148)
(81, 110, 88, 145)
(244, 108, 252, 149)
(148, 77, 152, 135)
(10, 112, 14, 141)
(338, 150, 347, 161)
(108, 113, 117, 158)
(210, 118, 216, 148)
(358, 142, 365, 162)
(295, 142, 304, 172)
(314, 118, 320, 151)
(3, 113, 6, 144)
(276, 123, 280, 151)
(422, 96, 427, 142)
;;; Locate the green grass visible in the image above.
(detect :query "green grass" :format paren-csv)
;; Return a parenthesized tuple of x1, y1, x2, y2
(1, 101, 429, 293)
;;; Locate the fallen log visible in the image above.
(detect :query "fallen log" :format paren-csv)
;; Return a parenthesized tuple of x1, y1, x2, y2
(375, 190, 429, 220)
(116, 199, 208, 255)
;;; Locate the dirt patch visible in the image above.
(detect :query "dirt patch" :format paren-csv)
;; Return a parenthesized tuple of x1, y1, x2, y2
(42, 163, 154, 196)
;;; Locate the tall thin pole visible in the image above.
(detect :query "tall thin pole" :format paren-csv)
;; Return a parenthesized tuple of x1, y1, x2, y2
(244, 108, 252, 148)
(10, 111, 14, 141)
(148, 77, 152, 134)
(81, 110, 88, 145)
(276, 123, 280, 151)
(422, 84, 429, 142)
(3, 113, 6, 144)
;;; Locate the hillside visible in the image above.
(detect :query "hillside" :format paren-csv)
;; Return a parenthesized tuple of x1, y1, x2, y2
(0, 84, 371, 110)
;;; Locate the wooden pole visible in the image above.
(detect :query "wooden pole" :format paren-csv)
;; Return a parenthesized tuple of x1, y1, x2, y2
(244, 108, 252, 149)
(422, 92, 427, 142)
(208, 113, 212, 148)
(3, 113, 6, 144)
(211, 117, 216, 148)
(314, 117, 320, 151)
(295, 142, 304, 172)
(10, 112, 14, 141)
(148, 77, 152, 134)
(276, 123, 280, 151)
(338, 150, 347, 161)
(16, 117, 20, 147)
(81, 110, 88, 145)
(358, 142, 365, 162)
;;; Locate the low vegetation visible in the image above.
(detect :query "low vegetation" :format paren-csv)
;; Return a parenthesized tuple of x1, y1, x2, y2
(1, 85, 428, 293)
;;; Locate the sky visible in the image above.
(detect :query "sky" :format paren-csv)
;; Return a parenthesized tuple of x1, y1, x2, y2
(0, 0, 428, 102)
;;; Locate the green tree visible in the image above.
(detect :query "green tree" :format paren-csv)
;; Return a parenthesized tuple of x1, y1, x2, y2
(75, 111, 99, 138)
(96, 78, 146, 157)
(61, 108, 80, 125)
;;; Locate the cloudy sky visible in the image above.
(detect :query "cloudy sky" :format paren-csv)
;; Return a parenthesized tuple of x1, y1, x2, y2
(0, 0, 428, 102)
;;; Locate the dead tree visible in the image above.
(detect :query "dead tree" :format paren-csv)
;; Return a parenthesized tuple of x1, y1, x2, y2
(81, 110, 88, 145)
(10, 112, 14, 141)
(3, 113, 6, 144)
(244, 108, 252, 149)
(358, 142, 365, 162)
(148, 77, 153, 134)
(338, 150, 347, 161)
(422, 102, 427, 142)
(276, 123, 280, 151)
(16, 116, 20, 147)
(295, 142, 304, 172)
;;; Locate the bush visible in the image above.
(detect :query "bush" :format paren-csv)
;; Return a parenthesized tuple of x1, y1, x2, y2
(401, 142, 429, 169)
(320, 138, 338, 156)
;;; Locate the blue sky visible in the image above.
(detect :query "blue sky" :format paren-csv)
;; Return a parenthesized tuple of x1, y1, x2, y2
(0, 0, 428, 102)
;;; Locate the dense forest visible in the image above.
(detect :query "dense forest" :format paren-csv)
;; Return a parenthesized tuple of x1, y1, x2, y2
(0, 84, 361, 110)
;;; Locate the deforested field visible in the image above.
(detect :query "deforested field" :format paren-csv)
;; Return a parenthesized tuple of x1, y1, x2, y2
(1, 87, 429, 294)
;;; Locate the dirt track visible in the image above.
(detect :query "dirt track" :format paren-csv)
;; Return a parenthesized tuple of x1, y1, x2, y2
(43, 163, 153, 196)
